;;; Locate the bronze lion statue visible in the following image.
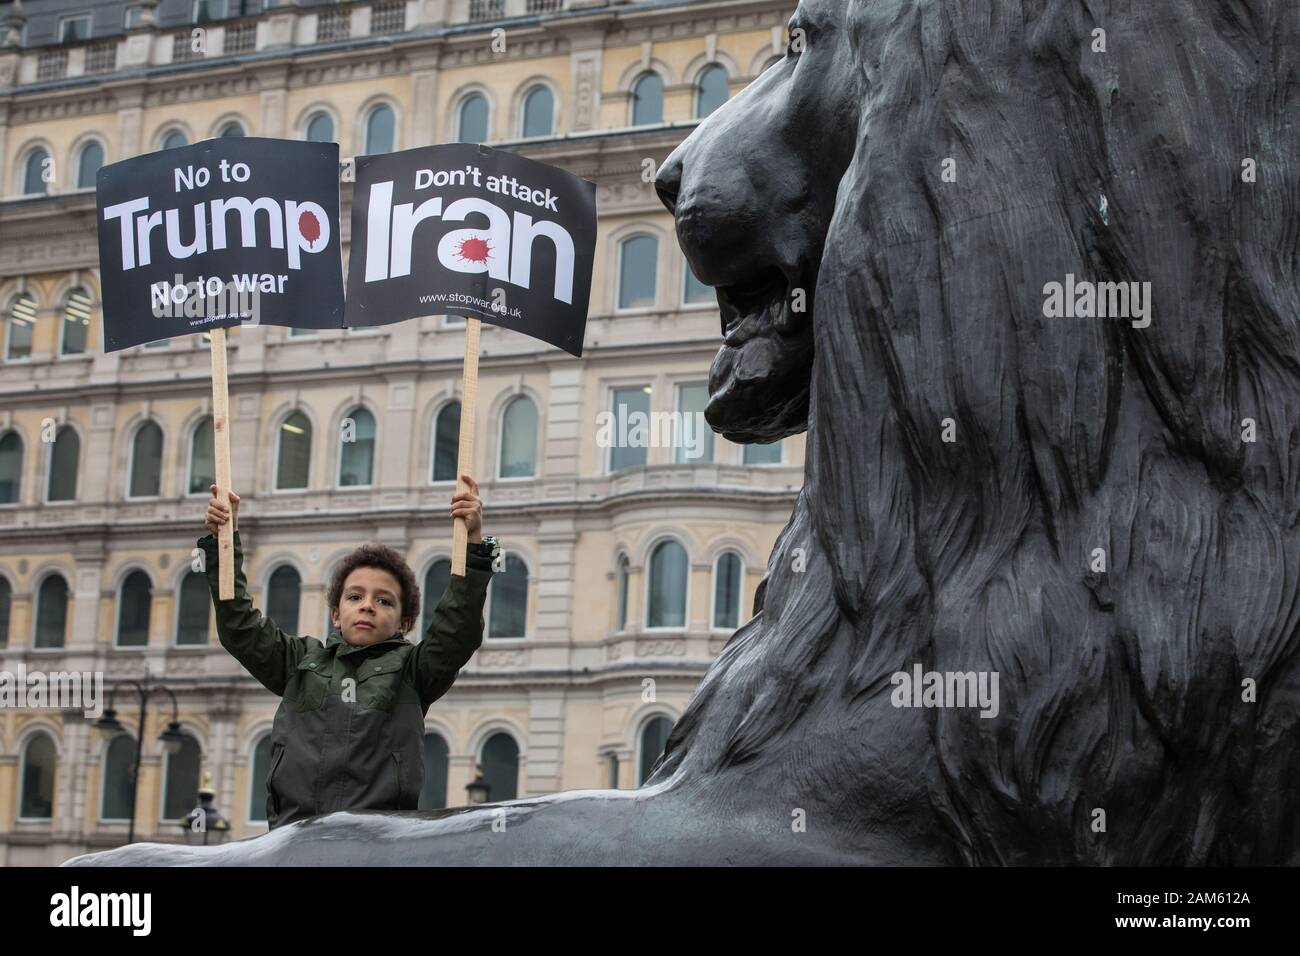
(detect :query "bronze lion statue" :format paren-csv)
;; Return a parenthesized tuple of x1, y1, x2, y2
(68, 0, 1300, 866)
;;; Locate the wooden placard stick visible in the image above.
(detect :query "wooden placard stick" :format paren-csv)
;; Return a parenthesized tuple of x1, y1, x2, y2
(451, 316, 482, 577)
(209, 327, 235, 600)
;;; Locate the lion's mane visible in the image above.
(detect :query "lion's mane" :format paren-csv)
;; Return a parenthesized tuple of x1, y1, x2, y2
(651, 0, 1300, 865)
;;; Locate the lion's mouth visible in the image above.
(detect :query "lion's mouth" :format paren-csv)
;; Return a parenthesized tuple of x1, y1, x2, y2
(717, 265, 798, 343)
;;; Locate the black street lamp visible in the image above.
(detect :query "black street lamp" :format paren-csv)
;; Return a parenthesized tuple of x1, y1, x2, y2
(466, 764, 491, 805)
(94, 665, 184, 845)
(180, 770, 231, 845)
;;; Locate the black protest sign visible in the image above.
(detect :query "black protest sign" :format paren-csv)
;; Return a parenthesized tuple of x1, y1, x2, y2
(344, 143, 596, 357)
(96, 138, 344, 352)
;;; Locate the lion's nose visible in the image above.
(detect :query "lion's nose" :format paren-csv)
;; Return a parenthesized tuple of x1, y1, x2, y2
(655, 152, 683, 214)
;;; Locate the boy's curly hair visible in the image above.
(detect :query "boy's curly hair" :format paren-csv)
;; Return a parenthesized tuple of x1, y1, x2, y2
(327, 543, 421, 638)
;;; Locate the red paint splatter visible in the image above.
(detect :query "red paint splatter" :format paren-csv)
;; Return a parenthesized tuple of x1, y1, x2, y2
(299, 210, 321, 247)
(458, 236, 492, 263)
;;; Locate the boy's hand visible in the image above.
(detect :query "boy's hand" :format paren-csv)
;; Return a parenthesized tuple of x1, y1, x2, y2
(451, 473, 483, 543)
(205, 484, 240, 535)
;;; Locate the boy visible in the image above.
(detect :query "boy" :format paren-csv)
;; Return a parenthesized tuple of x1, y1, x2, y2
(198, 475, 497, 828)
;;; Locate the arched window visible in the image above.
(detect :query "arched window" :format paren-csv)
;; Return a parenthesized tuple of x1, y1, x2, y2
(275, 410, 311, 490)
(431, 402, 460, 482)
(0, 431, 21, 504)
(128, 421, 164, 498)
(266, 565, 301, 635)
(713, 551, 743, 629)
(488, 555, 527, 639)
(19, 732, 56, 819)
(116, 570, 152, 647)
(161, 130, 188, 151)
(218, 121, 246, 138)
(615, 555, 630, 631)
(188, 418, 215, 494)
(521, 85, 554, 138)
(248, 735, 272, 823)
(338, 406, 376, 487)
(743, 441, 782, 465)
(421, 558, 451, 638)
(646, 539, 687, 628)
(457, 93, 489, 143)
(631, 72, 663, 125)
(480, 732, 518, 801)
(76, 142, 105, 188)
(364, 104, 394, 154)
(176, 571, 210, 645)
(637, 715, 672, 785)
(683, 257, 712, 305)
(100, 735, 137, 821)
(0, 575, 11, 648)
(618, 235, 657, 309)
(305, 112, 335, 143)
(61, 288, 91, 355)
(162, 733, 201, 821)
(695, 64, 729, 118)
(22, 148, 50, 195)
(34, 574, 69, 648)
(46, 425, 79, 502)
(498, 396, 537, 478)
(419, 733, 450, 810)
(5, 293, 36, 361)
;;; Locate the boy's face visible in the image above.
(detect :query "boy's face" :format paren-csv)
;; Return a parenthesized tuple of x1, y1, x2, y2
(332, 566, 410, 647)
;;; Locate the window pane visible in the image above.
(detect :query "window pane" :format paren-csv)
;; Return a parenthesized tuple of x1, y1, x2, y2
(129, 422, 163, 497)
(47, 427, 79, 501)
(499, 397, 537, 478)
(61, 17, 92, 42)
(647, 540, 687, 628)
(713, 552, 741, 629)
(338, 407, 375, 487)
(606, 752, 619, 788)
(306, 113, 334, 143)
(189, 418, 215, 494)
(176, 571, 210, 644)
(77, 143, 105, 189)
(683, 258, 712, 304)
(162, 131, 188, 150)
(101, 735, 137, 820)
(631, 73, 663, 125)
(0, 432, 21, 504)
(117, 570, 152, 647)
(248, 736, 271, 822)
(616, 556, 629, 631)
(276, 411, 311, 489)
(62, 289, 91, 354)
(432, 402, 460, 482)
(522, 86, 553, 137)
(23, 151, 49, 196)
(457, 94, 488, 143)
(6, 294, 36, 360)
(219, 122, 245, 138)
(163, 735, 201, 821)
(267, 566, 301, 634)
(20, 734, 56, 818)
(743, 441, 782, 465)
(609, 386, 649, 471)
(419, 734, 449, 809)
(674, 382, 713, 464)
(421, 559, 451, 638)
(618, 235, 657, 309)
(637, 716, 672, 785)
(366, 105, 394, 154)
(0, 576, 10, 647)
(695, 64, 729, 118)
(481, 733, 518, 801)
(488, 555, 527, 638)
(35, 575, 69, 648)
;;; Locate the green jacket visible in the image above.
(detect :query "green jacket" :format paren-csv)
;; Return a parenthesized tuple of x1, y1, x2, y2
(198, 529, 494, 828)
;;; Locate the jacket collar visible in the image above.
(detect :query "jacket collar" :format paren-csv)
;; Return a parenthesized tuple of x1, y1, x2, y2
(325, 631, 410, 656)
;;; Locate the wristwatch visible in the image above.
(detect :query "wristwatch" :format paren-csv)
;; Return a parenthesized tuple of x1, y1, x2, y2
(469, 535, 500, 563)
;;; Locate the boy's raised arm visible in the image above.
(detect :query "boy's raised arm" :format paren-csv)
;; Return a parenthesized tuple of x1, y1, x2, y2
(198, 529, 310, 696)
(412, 543, 494, 711)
